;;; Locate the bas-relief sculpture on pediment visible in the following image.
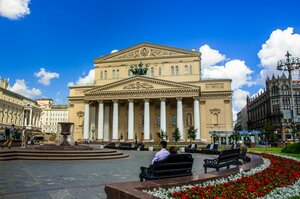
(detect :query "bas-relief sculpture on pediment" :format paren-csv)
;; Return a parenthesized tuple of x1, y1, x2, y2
(123, 82, 154, 90)
(108, 47, 184, 60)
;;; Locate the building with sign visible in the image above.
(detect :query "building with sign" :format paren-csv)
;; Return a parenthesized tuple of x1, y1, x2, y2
(245, 73, 300, 140)
(68, 43, 233, 142)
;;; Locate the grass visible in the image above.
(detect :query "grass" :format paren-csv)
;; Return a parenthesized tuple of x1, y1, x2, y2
(249, 147, 300, 159)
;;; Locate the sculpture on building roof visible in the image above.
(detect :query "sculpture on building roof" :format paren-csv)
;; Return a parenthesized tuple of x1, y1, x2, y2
(129, 62, 149, 76)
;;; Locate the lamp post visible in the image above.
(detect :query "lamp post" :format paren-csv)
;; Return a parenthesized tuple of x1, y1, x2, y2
(277, 51, 300, 141)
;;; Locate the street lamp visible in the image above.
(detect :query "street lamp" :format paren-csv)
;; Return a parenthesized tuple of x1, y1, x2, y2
(277, 51, 300, 140)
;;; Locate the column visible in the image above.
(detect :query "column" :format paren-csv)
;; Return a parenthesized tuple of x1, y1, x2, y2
(193, 97, 201, 140)
(177, 98, 184, 140)
(128, 99, 134, 140)
(29, 108, 32, 127)
(103, 105, 110, 141)
(23, 110, 27, 126)
(144, 99, 150, 140)
(160, 98, 166, 134)
(97, 101, 104, 140)
(83, 102, 90, 140)
(112, 100, 119, 140)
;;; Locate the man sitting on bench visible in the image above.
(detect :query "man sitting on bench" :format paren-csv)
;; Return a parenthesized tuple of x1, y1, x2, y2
(152, 141, 170, 164)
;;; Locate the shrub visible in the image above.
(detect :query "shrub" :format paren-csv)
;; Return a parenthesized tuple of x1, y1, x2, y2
(282, 143, 300, 154)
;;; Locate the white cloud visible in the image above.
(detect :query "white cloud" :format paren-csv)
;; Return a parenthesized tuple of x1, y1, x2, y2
(200, 45, 254, 121)
(199, 44, 227, 70)
(34, 68, 59, 86)
(0, 0, 30, 20)
(9, 79, 41, 98)
(258, 27, 300, 81)
(68, 69, 94, 86)
(111, 49, 119, 53)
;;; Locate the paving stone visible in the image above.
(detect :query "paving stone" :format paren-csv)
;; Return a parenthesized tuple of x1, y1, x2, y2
(0, 149, 209, 198)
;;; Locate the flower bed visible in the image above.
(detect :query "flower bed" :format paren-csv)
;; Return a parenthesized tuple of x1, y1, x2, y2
(144, 153, 300, 199)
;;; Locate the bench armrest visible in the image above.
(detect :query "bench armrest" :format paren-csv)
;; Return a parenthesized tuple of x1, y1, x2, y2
(204, 158, 217, 165)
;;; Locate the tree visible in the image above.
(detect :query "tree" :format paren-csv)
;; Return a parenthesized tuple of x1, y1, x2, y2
(158, 130, 166, 141)
(262, 121, 276, 142)
(187, 126, 197, 142)
(172, 128, 181, 144)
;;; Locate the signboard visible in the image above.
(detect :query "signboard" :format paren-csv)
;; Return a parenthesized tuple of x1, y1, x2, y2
(283, 110, 292, 119)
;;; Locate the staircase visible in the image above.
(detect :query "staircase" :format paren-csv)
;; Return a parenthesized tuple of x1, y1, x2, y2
(0, 148, 129, 161)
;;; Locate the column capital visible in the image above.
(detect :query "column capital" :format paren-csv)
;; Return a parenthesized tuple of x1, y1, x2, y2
(112, 99, 118, 103)
(144, 98, 150, 102)
(176, 97, 183, 101)
(160, 98, 166, 102)
(193, 97, 200, 101)
(128, 99, 134, 103)
(97, 100, 104, 103)
(84, 101, 90, 104)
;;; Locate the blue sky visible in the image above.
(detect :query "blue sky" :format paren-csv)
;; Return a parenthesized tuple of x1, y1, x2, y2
(1, 0, 300, 119)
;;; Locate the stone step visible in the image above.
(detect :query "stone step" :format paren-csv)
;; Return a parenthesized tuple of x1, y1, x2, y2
(0, 154, 129, 161)
(0, 149, 117, 154)
(0, 152, 125, 157)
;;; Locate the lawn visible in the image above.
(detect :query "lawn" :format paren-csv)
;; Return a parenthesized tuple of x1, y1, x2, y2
(249, 147, 300, 159)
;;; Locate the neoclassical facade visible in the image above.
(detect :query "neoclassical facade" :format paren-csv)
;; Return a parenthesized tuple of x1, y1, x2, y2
(0, 78, 42, 130)
(68, 43, 233, 142)
(36, 99, 69, 134)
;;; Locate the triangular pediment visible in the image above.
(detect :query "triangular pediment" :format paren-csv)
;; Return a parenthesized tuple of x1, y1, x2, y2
(95, 42, 200, 63)
(84, 76, 200, 96)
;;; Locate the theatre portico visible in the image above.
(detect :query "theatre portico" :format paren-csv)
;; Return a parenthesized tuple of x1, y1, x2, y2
(68, 43, 233, 142)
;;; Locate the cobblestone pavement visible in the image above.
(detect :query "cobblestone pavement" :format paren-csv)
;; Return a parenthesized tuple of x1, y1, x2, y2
(0, 146, 211, 199)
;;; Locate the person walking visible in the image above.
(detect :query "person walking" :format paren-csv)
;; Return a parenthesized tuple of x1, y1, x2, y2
(20, 126, 27, 149)
(2, 124, 15, 149)
(151, 140, 170, 164)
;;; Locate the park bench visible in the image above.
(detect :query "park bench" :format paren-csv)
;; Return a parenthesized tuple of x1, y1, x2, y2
(185, 144, 198, 153)
(104, 143, 116, 149)
(203, 148, 240, 173)
(139, 154, 194, 181)
(118, 142, 134, 150)
(196, 143, 219, 154)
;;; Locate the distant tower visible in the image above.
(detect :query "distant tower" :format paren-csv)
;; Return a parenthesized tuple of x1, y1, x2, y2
(0, 78, 9, 89)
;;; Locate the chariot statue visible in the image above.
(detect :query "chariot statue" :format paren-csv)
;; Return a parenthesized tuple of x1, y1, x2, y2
(129, 62, 149, 76)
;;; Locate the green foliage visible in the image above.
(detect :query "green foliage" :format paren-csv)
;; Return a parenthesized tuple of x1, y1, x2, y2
(282, 143, 300, 154)
(129, 62, 149, 75)
(187, 126, 197, 141)
(159, 130, 166, 141)
(230, 132, 241, 143)
(290, 196, 300, 199)
(172, 128, 181, 143)
(262, 121, 276, 142)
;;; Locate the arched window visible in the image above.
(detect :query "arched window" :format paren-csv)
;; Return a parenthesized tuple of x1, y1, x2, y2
(112, 70, 115, 79)
(282, 85, 289, 95)
(171, 66, 174, 76)
(172, 115, 176, 126)
(116, 69, 119, 78)
(175, 66, 179, 75)
(151, 67, 154, 77)
(100, 71, 103, 79)
(271, 86, 279, 96)
(104, 70, 107, 79)
(212, 113, 218, 125)
(189, 65, 192, 74)
(158, 67, 162, 76)
(184, 65, 188, 75)
(186, 113, 192, 126)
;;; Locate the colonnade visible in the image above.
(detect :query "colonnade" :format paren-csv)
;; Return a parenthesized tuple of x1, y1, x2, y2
(83, 97, 201, 142)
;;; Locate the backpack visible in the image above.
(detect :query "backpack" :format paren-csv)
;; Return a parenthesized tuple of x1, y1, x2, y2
(5, 128, 10, 136)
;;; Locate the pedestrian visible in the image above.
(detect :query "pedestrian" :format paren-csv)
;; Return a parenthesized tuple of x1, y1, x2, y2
(2, 124, 15, 149)
(20, 126, 27, 149)
(169, 146, 178, 155)
(151, 140, 170, 164)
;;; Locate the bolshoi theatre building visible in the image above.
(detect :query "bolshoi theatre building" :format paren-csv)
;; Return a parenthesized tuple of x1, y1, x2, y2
(68, 43, 233, 143)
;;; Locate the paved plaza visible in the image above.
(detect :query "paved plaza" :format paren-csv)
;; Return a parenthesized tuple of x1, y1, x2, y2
(0, 147, 210, 199)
